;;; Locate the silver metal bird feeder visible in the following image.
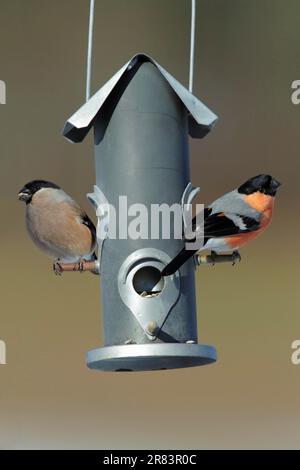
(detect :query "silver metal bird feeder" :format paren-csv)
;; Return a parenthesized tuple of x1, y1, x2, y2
(63, 53, 218, 371)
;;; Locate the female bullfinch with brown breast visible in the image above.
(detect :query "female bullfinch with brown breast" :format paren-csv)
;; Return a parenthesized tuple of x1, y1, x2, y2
(18, 180, 97, 275)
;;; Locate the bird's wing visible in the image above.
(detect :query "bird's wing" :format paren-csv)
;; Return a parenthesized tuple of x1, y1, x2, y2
(190, 207, 260, 240)
(190, 189, 261, 238)
(80, 212, 97, 245)
(203, 210, 261, 238)
(67, 194, 97, 249)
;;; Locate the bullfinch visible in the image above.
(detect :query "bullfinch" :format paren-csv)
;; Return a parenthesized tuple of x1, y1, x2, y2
(18, 180, 97, 275)
(161, 174, 281, 276)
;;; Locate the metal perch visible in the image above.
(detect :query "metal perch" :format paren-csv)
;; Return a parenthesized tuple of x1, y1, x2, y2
(57, 252, 240, 273)
(196, 251, 241, 266)
(57, 260, 99, 273)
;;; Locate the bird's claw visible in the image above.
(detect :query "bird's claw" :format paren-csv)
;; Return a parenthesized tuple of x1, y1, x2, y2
(53, 261, 63, 276)
(73, 259, 84, 273)
(232, 250, 241, 266)
(210, 251, 217, 266)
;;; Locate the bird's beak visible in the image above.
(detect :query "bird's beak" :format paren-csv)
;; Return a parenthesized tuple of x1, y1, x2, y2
(18, 189, 31, 202)
(271, 178, 281, 191)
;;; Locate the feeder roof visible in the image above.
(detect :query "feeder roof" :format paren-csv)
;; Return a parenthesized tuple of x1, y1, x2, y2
(62, 53, 218, 143)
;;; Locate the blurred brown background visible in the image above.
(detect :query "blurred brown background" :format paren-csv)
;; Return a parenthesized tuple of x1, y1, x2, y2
(0, 0, 299, 449)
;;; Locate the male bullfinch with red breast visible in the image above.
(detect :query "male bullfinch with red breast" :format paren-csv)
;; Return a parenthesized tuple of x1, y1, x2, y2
(18, 180, 97, 275)
(161, 174, 281, 276)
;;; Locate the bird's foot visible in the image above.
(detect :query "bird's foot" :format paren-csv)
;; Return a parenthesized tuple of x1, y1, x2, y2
(73, 259, 84, 273)
(210, 251, 218, 266)
(53, 261, 63, 276)
(232, 250, 241, 266)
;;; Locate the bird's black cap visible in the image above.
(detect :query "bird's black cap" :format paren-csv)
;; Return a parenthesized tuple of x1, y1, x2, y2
(238, 174, 281, 196)
(18, 180, 60, 203)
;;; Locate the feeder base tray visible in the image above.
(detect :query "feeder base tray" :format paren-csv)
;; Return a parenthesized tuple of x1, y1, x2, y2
(87, 343, 217, 372)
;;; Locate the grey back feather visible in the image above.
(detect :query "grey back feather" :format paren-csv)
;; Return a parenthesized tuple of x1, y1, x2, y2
(209, 189, 261, 221)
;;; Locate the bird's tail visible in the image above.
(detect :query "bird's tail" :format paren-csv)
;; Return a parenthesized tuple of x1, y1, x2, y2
(161, 246, 196, 277)
(90, 251, 97, 261)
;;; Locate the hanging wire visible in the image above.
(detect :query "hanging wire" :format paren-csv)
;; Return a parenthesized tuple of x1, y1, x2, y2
(86, 1, 196, 98)
(86, 0, 95, 102)
(189, 0, 196, 93)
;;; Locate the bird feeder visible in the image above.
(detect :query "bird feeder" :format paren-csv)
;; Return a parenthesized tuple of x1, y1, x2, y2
(63, 53, 218, 371)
